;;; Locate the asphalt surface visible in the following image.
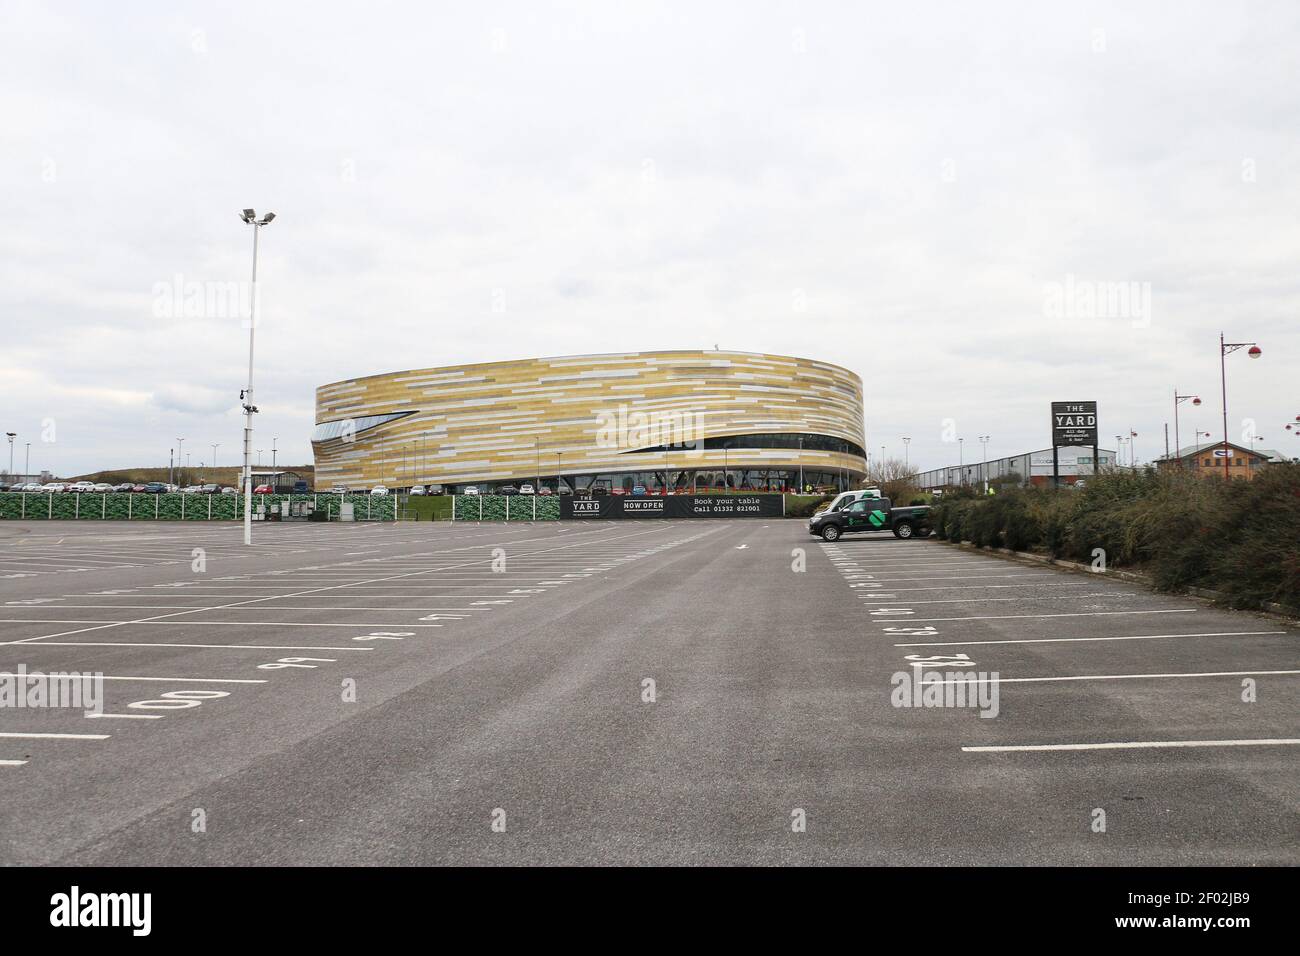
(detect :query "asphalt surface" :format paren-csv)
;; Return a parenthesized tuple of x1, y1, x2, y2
(0, 518, 1295, 865)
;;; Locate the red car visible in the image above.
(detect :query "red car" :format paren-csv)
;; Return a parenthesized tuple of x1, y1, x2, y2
(253, 484, 274, 494)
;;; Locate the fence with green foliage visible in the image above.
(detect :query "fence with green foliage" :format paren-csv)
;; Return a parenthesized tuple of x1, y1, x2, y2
(0, 492, 396, 522)
(928, 464, 1300, 611)
(450, 495, 561, 521)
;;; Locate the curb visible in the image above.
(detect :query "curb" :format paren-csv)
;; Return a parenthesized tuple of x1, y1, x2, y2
(937, 539, 1300, 622)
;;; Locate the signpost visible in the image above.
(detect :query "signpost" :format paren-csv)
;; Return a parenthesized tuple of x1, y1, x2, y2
(1050, 401, 1099, 487)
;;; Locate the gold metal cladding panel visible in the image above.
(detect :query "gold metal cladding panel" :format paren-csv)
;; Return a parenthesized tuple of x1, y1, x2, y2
(313, 350, 865, 487)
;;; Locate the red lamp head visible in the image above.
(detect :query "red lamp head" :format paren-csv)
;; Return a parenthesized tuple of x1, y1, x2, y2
(1192, 397, 1201, 405)
(1248, 345, 1262, 358)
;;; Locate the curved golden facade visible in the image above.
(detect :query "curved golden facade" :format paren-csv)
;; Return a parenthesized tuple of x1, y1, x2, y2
(312, 351, 866, 492)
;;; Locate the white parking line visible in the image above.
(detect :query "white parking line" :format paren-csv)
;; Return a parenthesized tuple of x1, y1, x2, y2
(893, 630, 1289, 647)
(932, 669, 1300, 685)
(24, 642, 375, 651)
(0, 759, 28, 766)
(0, 732, 109, 740)
(874, 609, 1197, 622)
(0, 673, 268, 684)
(963, 738, 1300, 753)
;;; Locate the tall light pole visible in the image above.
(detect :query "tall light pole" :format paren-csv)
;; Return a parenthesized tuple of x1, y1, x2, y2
(1129, 429, 1138, 468)
(176, 438, 185, 485)
(211, 443, 220, 473)
(1173, 390, 1201, 467)
(24, 442, 30, 477)
(240, 208, 275, 545)
(1219, 333, 1262, 481)
(555, 452, 561, 493)
(5, 432, 14, 478)
(272, 437, 278, 471)
(979, 435, 990, 493)
(1115, 435, 1123, 468)
(256, 449, 264, 467)
(902, 437, 910, 473)
(958, 437, 964, 485)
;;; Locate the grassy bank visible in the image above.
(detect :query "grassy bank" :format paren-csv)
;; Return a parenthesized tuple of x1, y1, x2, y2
(929, 465, 1300, 611)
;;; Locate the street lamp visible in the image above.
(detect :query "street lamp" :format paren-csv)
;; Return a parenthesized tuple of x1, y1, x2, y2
(1129, 429, 1138, 468)
(211, 443, 220, 473)
(1172, 391, 1201, 466)
(5, 432, 14, 478)
(1219, 333, 1262, 481)
(958, 437, 964, 484)
(272, 437, 278, 471)
(176, 438, 185, 485)
(902, 437, 910, 472)
(978, 436, 990, 493)
(240, 208, 275, 545)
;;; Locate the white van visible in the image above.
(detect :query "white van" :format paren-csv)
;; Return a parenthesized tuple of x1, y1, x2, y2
(814, 488, 881, 516)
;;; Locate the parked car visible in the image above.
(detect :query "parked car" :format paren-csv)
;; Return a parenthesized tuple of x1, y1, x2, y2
(0, 483, 10, 492)
(631, 484, 646, 496)
(91, 482, 113, 493)
(426, 484, 445, 496)
(201, 484, 219, 494)
(111, 483, 132, 492)
(611, 486, 627, 495)
(370, 485, 389, 496)
(499, 484, 519, 496)
(20, 483, 42, 492)
(67, 481, 95, 493)
(409, 485, 426, 496)
(538, 486, 553, 496)
(518, 483, 535, 495)
(181, 485, 201, 494)
(220, 486, 238, 495)
(129, 484, 148, 493)
(40, 483, 68, 493)
(463, 486, 479, 496)
(253, 484, 274, 494)
(332, 486, 349, 495)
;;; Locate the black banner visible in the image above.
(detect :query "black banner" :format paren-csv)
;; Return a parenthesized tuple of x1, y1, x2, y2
(560, 494, 784, 519)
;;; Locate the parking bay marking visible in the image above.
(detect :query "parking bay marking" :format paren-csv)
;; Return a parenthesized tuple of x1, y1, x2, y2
(963, 738, 1300, 753)
(893, 630, 1289, 647)
(0, 673, 267, 684)
(872, 609, 1198, 623)
(929, 669, 1300, 685)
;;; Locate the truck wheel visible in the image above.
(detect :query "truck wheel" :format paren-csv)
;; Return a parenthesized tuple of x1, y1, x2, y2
(894, 521, 914, 539)
(820, 525, 841, 541)
(916, 527, 932, 538)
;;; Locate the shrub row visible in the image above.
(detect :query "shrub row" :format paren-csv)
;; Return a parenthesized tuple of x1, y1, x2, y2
(929, 465, 1300, 611)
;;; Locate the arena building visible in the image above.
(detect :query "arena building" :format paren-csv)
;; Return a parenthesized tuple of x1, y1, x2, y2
(312, 351, 866, 494)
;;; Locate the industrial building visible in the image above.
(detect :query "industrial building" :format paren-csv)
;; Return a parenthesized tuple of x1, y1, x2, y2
(915, 446, 1117, 490)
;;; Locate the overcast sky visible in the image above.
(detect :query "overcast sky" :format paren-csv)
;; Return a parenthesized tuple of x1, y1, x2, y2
(3, 0, 1298, 478)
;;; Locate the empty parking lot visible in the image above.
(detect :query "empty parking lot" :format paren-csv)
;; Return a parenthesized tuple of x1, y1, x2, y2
(0, 519, 1295, 865)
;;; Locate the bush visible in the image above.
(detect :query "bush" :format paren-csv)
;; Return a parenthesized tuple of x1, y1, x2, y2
(929, 466, 1300, 611)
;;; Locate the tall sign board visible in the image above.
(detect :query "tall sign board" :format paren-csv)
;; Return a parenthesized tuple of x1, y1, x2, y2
(1050, 401, 1099, 487)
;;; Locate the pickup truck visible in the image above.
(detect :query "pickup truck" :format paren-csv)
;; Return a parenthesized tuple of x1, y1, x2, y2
(807, 496, 931, 541)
